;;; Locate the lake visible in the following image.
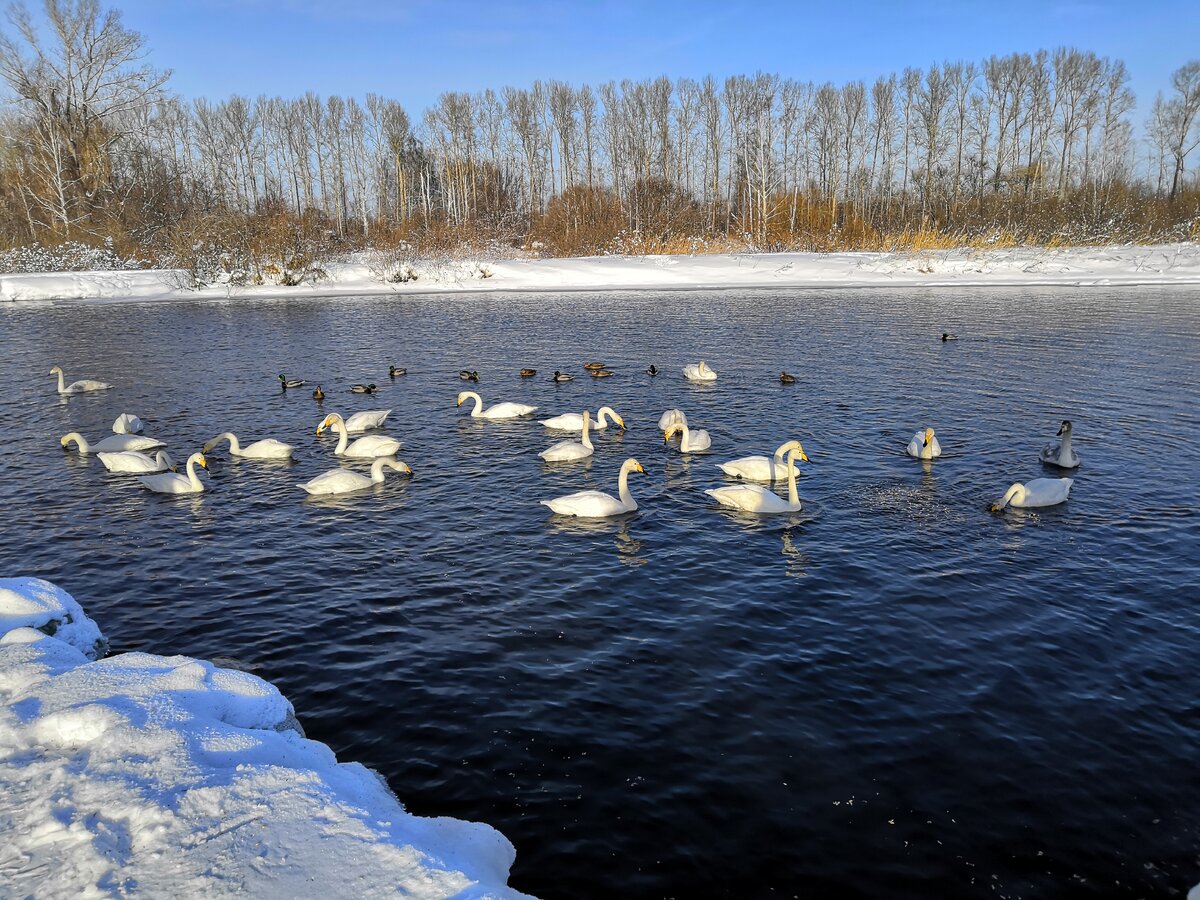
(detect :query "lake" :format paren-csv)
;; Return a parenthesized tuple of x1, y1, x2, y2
(2, 286, 1198, 898)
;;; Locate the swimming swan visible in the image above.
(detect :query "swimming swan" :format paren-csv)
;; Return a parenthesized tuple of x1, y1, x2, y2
(717, 440, 806, 482)
(49, 366, 110, 394)
(456, 391, 537, 419)
(540, 410, 594, 462)
(541, 458, 645, 518)
(341, 409, 391, 433)
(706, 443, 808, 513)
(683, 360, 718, 382)
(300, 458, 412, 495)
(203, 432, 295, 460)
(139, 452, 208, 494)
(112, 413, 144, 434)
(1040, 420, 1080, 469)
(97, 450, 175, 474)
(906, 428, 942, 460)
(990, 477, 1074, 511)
(664, 420, 711, 453)
(61, 432, 165, 454)
(540, 406, 626, 431)
(317, 413, 402, 459)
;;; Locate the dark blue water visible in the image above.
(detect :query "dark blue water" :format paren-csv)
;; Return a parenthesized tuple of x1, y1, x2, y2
(2, 287, 1198, 898)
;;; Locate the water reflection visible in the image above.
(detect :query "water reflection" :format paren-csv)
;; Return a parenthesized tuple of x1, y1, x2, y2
(780, 528, 810, 579)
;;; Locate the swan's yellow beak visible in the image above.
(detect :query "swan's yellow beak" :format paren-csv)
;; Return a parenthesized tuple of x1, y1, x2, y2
(456, 397, 463, 406)
(925, 428, 935, 445)
(798, 449, 810, 462)
(198, 455, 208, 469)
(635, 462, 645, 473)
(59, 435, 69, 447)
(616, 416, 627, 429)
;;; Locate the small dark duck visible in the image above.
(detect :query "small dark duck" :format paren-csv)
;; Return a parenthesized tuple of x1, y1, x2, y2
(590, 369, 614, 378)
(583, 361, 606, 371)
(942, 332, 958, 342)
(459, 370, 480, 382)
(351, 383, 378, 394)
(646, 365, 658, 376)
(389, 365, 407, 377)
(520, 368, 537, 378)
(312, 385, 325, 401)
(552, 371, 575, 382)
(780, 372, 796, 384)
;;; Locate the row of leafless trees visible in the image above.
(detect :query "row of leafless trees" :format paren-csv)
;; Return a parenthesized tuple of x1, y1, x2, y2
(1, 0, 1198, 262)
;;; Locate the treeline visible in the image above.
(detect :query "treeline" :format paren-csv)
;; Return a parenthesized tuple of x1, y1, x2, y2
(1, 0, 1199, 276)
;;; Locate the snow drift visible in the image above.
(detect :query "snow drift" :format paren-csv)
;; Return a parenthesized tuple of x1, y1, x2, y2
(1, 243, 1198, 304)
(0, 576, 529, 899)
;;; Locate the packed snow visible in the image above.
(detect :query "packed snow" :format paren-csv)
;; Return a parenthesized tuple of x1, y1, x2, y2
(0, 576, 529, 899)
(1, 243, 1198, 303)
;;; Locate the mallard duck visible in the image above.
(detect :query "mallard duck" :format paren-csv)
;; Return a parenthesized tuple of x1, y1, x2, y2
(942, 332, 958, 342)
(520, 368, 537, 378)
(279, 374, 304, 389)
(459, 370, 480, 382)
(646, 365, 658, 376)
(583, 361, 606, 371)
(590, 369, 614, 378)
(312, 385, 325, 401)
(351, 383, 378, 394)
(780, 371, 796, 384)
(552, 371, 575, 382)
(388, 365, 407, 377)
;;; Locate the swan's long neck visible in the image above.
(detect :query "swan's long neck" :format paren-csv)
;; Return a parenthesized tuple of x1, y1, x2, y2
(186, 456, 203, 488)
(597, 406, 616, 427)
(617, 463, 636, 509)
(1000, 484, 1025, 509)
(678, 422, 691, 450)
(785, 449, 800, 506)
(1059, 431, 1072, 459)
(331, 419, 349, 454)
(215, 432, 240, 453)
(369, 458, 392, 483)
(581, 412, 592, 449)
(771, 442, 793, 478)
(63, 432, 88, 452)
(466, 392, 483, 416)
(55, 370, 66, 392)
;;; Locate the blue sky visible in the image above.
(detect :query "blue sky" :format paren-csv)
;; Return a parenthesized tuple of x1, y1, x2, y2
(113, 0, 1198, 120)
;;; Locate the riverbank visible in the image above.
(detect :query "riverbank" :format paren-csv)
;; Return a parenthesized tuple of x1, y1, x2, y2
(0, 577, 529, 899)
(2, 243, 1198, 303)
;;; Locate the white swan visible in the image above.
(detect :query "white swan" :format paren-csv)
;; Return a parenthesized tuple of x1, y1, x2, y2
(541, 458, 645, 518)
(706, 443, 809, 513)
(318, 413, 402, 459)
(61, 432, 166, 454)
(49, 365, 110, 394)
(97, 450, 175, 474)
(683, 360, 717, 382)
(456, 391, 537, 419)
(717, 440, 806, 482)
(658, 408, 686, 430)
(300, 458, 412, 495)
(112, 413, 144, 434)
(540, 406, 626, 431)
(203, 431, 295, 460)
(343, 409, 391, 433)
(990, 477, 1074, 511)
(540, 410, 594, 462)
(664, 420, 711, 453)
(1040, 420, 1080, 469)
(139, 452, 208, 494)
(906, 427, 943, 460)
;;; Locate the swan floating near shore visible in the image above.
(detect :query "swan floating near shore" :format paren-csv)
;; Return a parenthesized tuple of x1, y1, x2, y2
(61, 432, 165, 454)
(139, 452, 208, 494)
(203, 432, 295, 460)
(300, 458, 412, 495)
(540, 406, 625, 431)
(49, 365, 110, 394)
(1040, 420, 1080, 468)
(540, 410, 594, 462)
(683, 360, 718, 382)
(456, 391, 537, 419)
(717, 440, 805, 482)
(906, 428, 942, 460)
(541, 458, 645, 518)
(990, 477, 1073, 511)
(706, 443, 809, 513)
(318, 413, 402, 459)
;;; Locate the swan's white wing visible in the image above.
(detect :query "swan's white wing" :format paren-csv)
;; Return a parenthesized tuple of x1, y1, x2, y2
(344, 435, 402, 458)
(658, 408, 686, 430)
(540, 440, 593, 461)
(95, 434, 166, 452)
(541, 490, 625, 517)
(540, 413, 584, 430)
(344, 410, 391, 433)
(112, 413, 143, 434)
(483, 402, 537, 419)
(97, 451, 162, 473)
(138, 472, 198, 494)
(300, 469, 372, 495)
(706, 484, 794, 513)
(64, 379, 111, 393)
(241, 438, 295, 459)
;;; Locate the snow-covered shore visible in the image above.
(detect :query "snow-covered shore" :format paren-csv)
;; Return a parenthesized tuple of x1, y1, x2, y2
(0, 577, 529, 899)
(2, 243, 1198, 304)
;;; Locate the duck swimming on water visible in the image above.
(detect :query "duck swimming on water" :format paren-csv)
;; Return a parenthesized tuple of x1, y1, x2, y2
(646, 365, 658, 376)
(780, 371, 796, 384)
(552, 371, 575, 382)
(312, 385, 325, 401)
(459, 370, 480, 382)
(279, 374, 304, 389)
(520, 368, 537, 378)
(351, 383, 378, 394)
(389, 365, 407, 377)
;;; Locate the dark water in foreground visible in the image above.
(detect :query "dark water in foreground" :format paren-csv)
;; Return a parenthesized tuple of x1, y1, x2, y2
(2, 286, 1198, 898)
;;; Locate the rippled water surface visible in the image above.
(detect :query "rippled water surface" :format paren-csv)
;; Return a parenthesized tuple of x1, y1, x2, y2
(3, 286, 1199, 898)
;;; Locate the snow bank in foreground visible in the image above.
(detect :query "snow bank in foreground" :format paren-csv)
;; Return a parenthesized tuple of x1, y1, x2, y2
(2, 243, 1198, 303)
(0, 578, 529, 899)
